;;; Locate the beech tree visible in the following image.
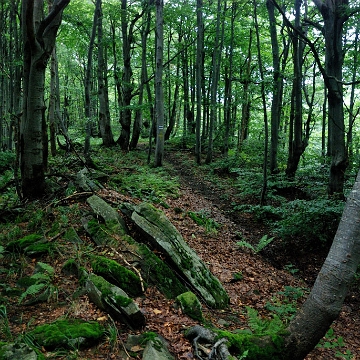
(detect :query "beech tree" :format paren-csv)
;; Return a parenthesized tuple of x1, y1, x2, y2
(21, 0, 69, 198)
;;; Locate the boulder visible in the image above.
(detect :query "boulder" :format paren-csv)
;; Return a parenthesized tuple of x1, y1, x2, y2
(175, 291, 203, 321)
(28, 319, 105, 350)
(124, 202, 229, 308)
(86, 274, 145, 329)
(0, 342, 37, 360)
(91, 255, 144, 296)
(87, 195, 127, 232)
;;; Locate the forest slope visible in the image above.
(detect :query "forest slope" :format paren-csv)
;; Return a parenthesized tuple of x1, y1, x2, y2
(0, 146, 359, 359)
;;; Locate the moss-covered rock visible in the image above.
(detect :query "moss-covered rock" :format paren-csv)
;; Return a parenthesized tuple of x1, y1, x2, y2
(91, 255, 144, 296)
(86, 274, 145, 328)
(0, 341, 38, 360)
(128, 202, 229, 308)
(5, 234, 54, 256)
(28, 318, 105, 350)
(176, 291, 203, 321)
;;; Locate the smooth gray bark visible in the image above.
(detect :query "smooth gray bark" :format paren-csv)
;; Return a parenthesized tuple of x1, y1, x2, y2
(284, 170, 360, 359)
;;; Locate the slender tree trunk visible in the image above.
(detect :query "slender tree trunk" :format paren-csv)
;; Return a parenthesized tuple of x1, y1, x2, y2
(21, 0, 69, 199)
(49, 46, 58, 157)
(267, 0, 283, 174)
(239, 29, 253, 147)
(254, 0, 269, 205)
(96, 0, 114, 147)
(206, 0, 223, 164)
(285, 0, 304, 179)
(130, 5, 151, 149)
(84, 0, 98, 165)
(195, 0, 204, 164)
(154, 0, 164, 167)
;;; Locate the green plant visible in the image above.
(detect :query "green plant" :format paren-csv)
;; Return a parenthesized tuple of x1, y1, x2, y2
(283, 264, 299, 275)
(275, 198, 344, 246)
(188, 209, 221, 234)
(0, 305, 12, 340)
(18, 262, 57, 304)
(237, 235, 275, 254)
(316, 328, 354, 359)
(265, 286, 307, 324)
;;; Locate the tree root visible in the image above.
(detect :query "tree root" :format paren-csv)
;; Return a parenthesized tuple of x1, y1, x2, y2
(185, 325, 232, 360)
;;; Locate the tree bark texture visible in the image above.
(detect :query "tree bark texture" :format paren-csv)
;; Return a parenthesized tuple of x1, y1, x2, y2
(313, 0, 348, 196)
(284, 170, 360, 359)
(154, 0, 164, 167)
(96, 0, 114, 147)
(21, 0, 69, 199)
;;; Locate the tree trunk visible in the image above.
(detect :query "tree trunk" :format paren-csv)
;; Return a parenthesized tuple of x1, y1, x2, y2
(267, 0, 283, 174)
(84, 0, 98, 164)
(284, 170, 360, 359)
(96, 0, 114, 147)
(21, 0, 69, 199)
(154, 0, 164, 167)
(49, 47, 58, 157)
(285, 0, 304, 179)
(195, 0, 203, 165)
(254, 1, 269, 206)
(206, 0, 223, 164)
(313, 0, 348, 197)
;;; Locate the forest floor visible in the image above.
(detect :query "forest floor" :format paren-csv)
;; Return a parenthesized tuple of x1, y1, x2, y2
(1, 146, 360, 359)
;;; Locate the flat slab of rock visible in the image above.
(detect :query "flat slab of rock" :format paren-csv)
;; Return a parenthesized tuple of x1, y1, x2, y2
(126, 202, 229, 308)
(86, 274, 145, 329)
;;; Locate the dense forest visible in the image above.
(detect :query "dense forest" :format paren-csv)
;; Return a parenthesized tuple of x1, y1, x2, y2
(1, 0, 360, 359)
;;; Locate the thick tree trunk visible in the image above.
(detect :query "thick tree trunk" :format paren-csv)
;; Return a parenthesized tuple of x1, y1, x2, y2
(284, 170, 360, 359)
(21, 0, 69, 199)
(313, 0, 348, 197)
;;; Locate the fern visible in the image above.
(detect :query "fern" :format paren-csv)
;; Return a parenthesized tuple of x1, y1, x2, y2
(18, 262, 55, 304)
(18, 283, 47, 304)
(36, 262, 55, 276)
(246, 307, 285, 336)
(237, 235, 274, 254)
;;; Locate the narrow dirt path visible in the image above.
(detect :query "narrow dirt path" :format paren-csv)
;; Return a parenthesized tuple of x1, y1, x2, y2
(163, 150, 360, 359)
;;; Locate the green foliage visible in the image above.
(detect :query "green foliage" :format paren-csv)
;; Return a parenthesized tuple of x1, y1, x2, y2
(245, 307, 285, 336)
(105, 149, 179, 203)
(275, 198, 344, 246)
(316, 328, 354, 359)
(18, 262, 56, 304)
(237, 235, 275, 254)
(234, 197, 344, 247)
(265, 286, 307, 324)
(0, 152, 15, 173)
(0, 305, 12, 341)
(214, 308, 286, 360)
(188, 209, 221, 234)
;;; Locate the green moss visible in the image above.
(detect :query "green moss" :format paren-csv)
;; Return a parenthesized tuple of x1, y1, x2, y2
(88, 274, 113, 297)
(28, 319, 105, 350)
(114, 295, 132, 307)
(215, 329, 285, 360)
(137, 243, 187, 298)
(176, 291, 203, 321)
(5, 234, 44, 252)
(91, 255, 143, 296)
(24, 242, 55, 255)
